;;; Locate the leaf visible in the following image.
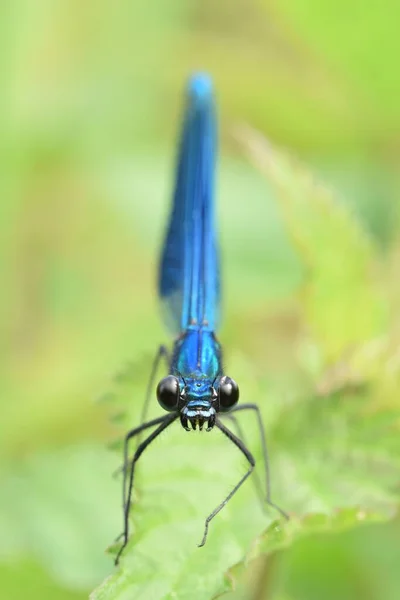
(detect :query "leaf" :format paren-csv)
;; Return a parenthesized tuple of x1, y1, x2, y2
(220, 509, 400, 600)
(236, 126, 387, 363)
(218, 508, 386, 598)
(0, 445, 120, 590)
(277, 0, 400, 126)
(217, 383, 400, 598)
(91, 352, 400, 600)
(91, 414, 277, 599)
(0, 559, 86, 600)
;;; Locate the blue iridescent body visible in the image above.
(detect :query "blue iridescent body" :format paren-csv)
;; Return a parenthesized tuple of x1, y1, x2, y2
(114, 73, 287, 565)
(158, 73, 229, 431)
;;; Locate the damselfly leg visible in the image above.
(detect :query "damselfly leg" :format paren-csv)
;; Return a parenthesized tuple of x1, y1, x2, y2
(230, 403, 289, 520)
(113, 345, 170, 479)
(115, 413, 178, 565)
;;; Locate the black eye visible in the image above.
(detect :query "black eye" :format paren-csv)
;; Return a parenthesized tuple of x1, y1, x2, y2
(219, 376, 239, 411)
(156, 375, 180, 411)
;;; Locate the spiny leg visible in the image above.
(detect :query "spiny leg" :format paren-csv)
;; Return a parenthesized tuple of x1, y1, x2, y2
(115, 414, 167, 543)
(115, 413, 177, 565)
(230, 403, 288, 520)
(121, 415, 169, 518)
(113, 345, 170, 479)
(221, 413, 267, 514)
(198, 419, 255, 548)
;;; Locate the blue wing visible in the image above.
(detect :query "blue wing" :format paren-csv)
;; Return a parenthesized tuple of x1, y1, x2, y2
(159, 73, 220, 335)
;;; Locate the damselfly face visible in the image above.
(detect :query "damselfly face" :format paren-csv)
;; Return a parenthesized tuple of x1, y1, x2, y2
(156, 374, 239, 431)
(180, 377, 217, 431)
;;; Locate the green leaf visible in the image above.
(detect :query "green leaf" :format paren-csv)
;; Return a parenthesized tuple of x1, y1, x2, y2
(278, 0, 400, 127)
(0, 559, 86, 600)
(91, 352, 400, 600)
(236, 127, 387, 363)
(219, 508, 386, 598)
(0, 445, 120, 590)
(221, 510, 400, 600)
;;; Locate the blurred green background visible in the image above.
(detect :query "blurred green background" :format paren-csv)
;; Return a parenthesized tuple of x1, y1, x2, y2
(1, 1, 400, 599)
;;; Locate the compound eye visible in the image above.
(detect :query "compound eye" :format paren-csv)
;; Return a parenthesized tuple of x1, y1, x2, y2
(156, 375, 180, 411)
(219, 376, 239, 411)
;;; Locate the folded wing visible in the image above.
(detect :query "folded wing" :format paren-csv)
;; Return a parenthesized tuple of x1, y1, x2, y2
(158, 73, 220, 335)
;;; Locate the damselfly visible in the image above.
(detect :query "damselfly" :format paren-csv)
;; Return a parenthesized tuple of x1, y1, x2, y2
(115, 73, 287, 565)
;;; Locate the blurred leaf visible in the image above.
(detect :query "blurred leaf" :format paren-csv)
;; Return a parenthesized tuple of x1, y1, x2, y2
(0, 559, 86, 600)
(0, 445, 120, 590)
(223, 511, 400, 600)
(313, 158, 398, 247)
(237, 127, 387, 363)
(220, 508, 386, 599)
(278, 0, 400, 128)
